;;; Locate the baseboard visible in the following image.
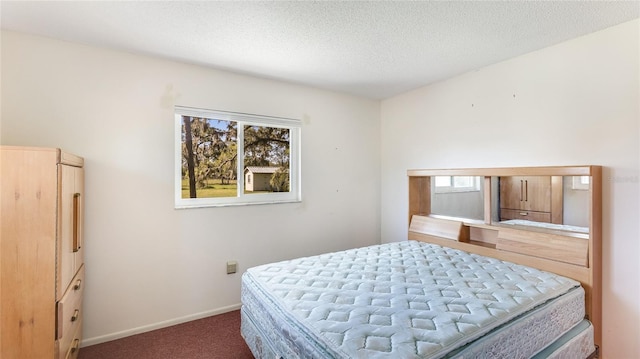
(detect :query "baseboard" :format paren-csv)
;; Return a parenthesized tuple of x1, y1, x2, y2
(81, 303, 242, 347)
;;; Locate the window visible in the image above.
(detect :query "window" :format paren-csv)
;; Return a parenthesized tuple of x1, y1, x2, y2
(434, 176, 481, 193)
(572, 176, 590, 190)
(175, 106, 301, 208)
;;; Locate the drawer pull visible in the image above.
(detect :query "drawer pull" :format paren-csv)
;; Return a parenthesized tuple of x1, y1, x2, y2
(71, 309, 80, 322)
(519, 212, 528, 216)
(73, 193, 81, 252)
(73, 279, 82, 290)
(70, 339, 80, 353)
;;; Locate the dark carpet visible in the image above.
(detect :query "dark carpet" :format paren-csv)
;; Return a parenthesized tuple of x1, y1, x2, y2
(78, 310, 254, 359)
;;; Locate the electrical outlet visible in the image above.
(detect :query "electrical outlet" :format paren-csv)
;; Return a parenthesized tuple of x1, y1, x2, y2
(226, 261, 237, 274)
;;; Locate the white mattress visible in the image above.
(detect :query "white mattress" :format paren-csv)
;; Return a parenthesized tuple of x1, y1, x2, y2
(500, 219, 589, 234)
(241, 241, 586, 358)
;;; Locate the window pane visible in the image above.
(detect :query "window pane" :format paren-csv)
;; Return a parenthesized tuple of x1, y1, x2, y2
(571, 175, 590, 190)
(181, 116, 237, 198)
(453, 176, 474, 188)
(435, 176, 451, 187)
(580, 176, 590, 185)
(434, 176, 480, 194)
(243, 125, 290, 194)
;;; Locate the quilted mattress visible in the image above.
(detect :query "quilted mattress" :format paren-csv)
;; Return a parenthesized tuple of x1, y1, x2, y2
(241, 240, 588, 358)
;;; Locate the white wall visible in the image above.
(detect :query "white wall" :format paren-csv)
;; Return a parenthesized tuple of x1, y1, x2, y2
(0, 31, 381, 344)
(381, 19, 639, 359)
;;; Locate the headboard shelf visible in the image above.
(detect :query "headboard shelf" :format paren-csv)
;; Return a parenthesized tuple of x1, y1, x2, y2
(408, 165, 602, 351)
(408, 215, 470, 242)
(409, 214, 590, 267)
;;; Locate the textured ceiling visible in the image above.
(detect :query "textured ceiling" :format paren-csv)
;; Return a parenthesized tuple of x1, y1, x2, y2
(1, 1, 638, 99)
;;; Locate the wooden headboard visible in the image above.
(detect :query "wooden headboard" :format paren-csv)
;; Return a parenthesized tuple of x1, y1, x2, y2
(407, 166, 602, 351)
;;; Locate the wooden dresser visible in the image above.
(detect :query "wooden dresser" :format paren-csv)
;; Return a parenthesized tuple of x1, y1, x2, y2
(1, 146, 85, 359)
(499, 175, 563, 224)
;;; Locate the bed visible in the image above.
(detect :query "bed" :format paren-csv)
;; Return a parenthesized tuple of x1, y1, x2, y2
(241, 166, 601, 358)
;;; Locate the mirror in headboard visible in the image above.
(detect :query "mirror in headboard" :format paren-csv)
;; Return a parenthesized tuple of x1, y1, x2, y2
(491, 175, 591, 234)
(416, 170, 594, 235)
(430, 176, 484, 221)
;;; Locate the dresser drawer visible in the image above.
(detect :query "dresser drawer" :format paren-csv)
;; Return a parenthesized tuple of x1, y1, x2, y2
(500, 208, 551, 223)
(62, 323, 82, 359)
(57, 265, 84, 344)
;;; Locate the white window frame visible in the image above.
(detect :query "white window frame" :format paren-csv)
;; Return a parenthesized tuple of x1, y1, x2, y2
(572, 176, 590, 190)
(175, 106, 301, 208)
(434, 176, 481, 193)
